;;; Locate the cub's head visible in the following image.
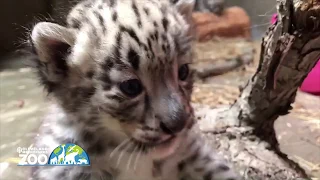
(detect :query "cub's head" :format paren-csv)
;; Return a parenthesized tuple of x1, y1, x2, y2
(30, 0, 195, 158)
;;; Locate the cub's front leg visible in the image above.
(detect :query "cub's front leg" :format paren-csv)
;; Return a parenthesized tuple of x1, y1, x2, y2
(177, 133, 241, 180)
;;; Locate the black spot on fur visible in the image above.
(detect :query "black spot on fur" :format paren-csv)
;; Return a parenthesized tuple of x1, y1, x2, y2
(77, 8, 84, 15)
(82, 130, 96, 142)
(70, 18, 81, 29)
(153, 21, 158, 28)
(115, 61, 127, 71)
(162, 18, 169, 32)
(82, 87, 96, 99)
(86, 71, 94, 78)
(105, 95, 125, 103)
(132, 0, 142, 28)
(68, 87, 95, 112)
(109, 0, 115, 7)
(86, 117, 100, 126)
(178, 161, 186, 171)
(155, 31, 159, 41)
(166, 44, 171, 54)
(73, 172, 91, 180)
(115, 31, 122, 50)
(128, 49, 140, 70)
(195, 167, 205, 172)
(118, 100, 139, 112)
(87, 139, 107, 155)
(102, 84, 112, 91)
(109, 32, 122, 66)
(162, 44, 166, 52)
(120, 26, 141, 46)
(112, 12, 118, 21)
(186, 147, 200, 163)
(99, 73, 112, 85)
(84, 18, 98, 38)
(101, 171, 113, 179)
(144, 95, 151, 111)
(204, 172, 213, 180)
(143, 7, 150, 16)
(140, 95, 150, 123)
(161, 34, 167, 42)
(141, 126, 157, 131)
(174, 37, 180, 52)
(202, 156, 212, 164)
(147, 39, 153, 53)
(55, 170, 68, 179)
(142, 44, 148, 52)
(94, 11, 106, 33)
(102, 58, 114, 70)
(217, 164, 231, 172)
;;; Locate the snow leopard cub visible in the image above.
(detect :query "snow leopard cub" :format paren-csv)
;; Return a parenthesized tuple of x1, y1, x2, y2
(29, 0, 240, 179)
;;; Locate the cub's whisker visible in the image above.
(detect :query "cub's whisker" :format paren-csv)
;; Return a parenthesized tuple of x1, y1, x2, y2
(109, 138, 130, 158)
(127, 144, 139, 170)
(116, 141, 133, 168)
(133, 144, 143, 171)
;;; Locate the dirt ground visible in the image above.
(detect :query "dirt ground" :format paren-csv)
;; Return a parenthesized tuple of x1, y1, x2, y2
(0, 40, 319, 179)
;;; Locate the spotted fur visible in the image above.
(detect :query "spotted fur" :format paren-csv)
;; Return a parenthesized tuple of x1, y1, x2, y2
(28, 0, 240, 179)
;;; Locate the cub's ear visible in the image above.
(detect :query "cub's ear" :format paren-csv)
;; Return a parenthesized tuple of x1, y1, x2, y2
(31, 22, 75, 63)
(30, 22, 76, 92)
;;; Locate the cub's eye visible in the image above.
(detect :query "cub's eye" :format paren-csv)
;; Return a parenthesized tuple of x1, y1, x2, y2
(178, 64, 189, 81)
(119, 79, 143, 97)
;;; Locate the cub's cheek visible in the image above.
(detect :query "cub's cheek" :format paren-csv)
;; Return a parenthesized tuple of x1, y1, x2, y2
(120, 122, 139, 138)
(101, 114, 127, 136)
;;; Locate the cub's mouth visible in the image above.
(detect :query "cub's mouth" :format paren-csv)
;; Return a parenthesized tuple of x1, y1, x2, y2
(133, 133, 184, 160)
(135, 118, 194, 159)
(149, 134, 183, 160)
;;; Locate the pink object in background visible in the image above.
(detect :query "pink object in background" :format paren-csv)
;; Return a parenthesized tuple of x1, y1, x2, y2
(300, 61, 320, 96)
(271, 14, 278, 24)
(270, 13, 320, 96)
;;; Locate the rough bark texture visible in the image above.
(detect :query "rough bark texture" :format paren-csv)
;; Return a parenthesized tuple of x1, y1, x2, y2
(195, 0, 320, 179)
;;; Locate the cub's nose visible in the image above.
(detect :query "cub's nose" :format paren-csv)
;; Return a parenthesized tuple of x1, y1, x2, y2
(158, 109, 187, 134)
(160, 121, 185, 134)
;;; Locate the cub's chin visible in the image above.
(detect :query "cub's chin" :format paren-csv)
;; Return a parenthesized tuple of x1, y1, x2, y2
(148, 134, 183, 160)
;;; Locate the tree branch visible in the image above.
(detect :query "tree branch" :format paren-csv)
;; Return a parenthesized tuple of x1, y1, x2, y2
(195, 0, 320, 179)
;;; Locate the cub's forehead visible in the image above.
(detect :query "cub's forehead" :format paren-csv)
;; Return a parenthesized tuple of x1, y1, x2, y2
(67, 0, 191, 71)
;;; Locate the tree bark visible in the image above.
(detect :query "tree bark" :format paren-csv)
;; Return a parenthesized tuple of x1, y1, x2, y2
(194, 0, 320, 179)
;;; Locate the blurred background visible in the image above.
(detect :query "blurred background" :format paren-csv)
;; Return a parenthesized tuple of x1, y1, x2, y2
(0, 0, 275, 60)
(0, 0, 319, 179)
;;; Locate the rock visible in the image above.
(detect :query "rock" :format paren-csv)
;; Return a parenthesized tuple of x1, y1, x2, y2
(194, 0, 225, 15)
(192, 7, 251, 41)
